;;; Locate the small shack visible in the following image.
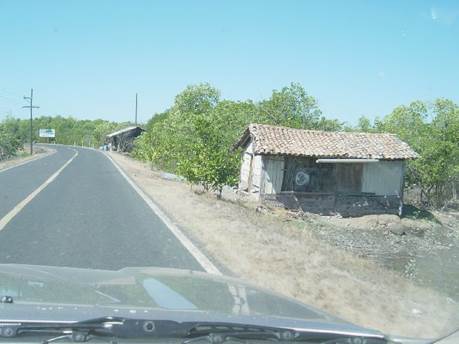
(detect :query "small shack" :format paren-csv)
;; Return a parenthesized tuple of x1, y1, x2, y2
(234, 124, 418, 216)
(106, 126, 144, 152)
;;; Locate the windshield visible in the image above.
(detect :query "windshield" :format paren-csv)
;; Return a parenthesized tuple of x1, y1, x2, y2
(0, 1, 458, 342)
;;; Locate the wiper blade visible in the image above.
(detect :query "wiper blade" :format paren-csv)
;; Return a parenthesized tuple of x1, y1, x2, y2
(0, 318, 387, 344)
(0, 316, 125, 343)
(0, 316, 191, 343)
(184, 323, 285, 344)
(182, 322, 387, 344)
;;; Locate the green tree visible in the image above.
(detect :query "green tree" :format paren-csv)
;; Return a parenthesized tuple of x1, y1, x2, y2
(176, 115, 240, 195)
(0, 116, 124, 150)
(133, 84, 250, 190)
(316, 117, 344, 131)
(93, 120, 121, 146)
(173, 83, 220, 115)
(0, 120, 23, 160)
(356, 116, 373, 132)
(379, 99, 459, 207)
(133, 111, 173, 166)
(134, 82, 343, 194)
(257, 82, 322, 129)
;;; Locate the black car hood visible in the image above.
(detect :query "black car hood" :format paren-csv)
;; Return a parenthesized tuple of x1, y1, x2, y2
(0, 264, 384, 338)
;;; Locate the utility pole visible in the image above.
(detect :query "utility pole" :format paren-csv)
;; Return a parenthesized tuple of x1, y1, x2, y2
(22, 88, 39, 155)
(135, 93, 138, 125)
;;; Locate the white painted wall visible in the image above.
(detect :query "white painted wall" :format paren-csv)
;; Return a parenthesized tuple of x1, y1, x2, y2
(239, 141, 253, 191)
(262, 156, 285, 194)
(238, 140, 263, 199)
(251, 155, 263, 197)
(362, 161, 404, 196)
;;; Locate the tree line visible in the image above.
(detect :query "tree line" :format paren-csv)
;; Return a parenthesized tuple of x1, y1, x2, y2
(1, 83, 457, 208)
(133, 83, 458, 208)
(358, 99, 459, 208)
(132, 83, 342, 194)
(0, 116, 127, 159)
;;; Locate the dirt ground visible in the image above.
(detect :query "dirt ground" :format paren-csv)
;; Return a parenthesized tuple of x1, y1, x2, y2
(109, 152, 458, 339)
(0, 146, 53, 171)
(292, 208, 459, 300)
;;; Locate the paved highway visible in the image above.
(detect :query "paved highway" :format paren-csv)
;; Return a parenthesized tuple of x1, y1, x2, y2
(0, 145, 204, 271)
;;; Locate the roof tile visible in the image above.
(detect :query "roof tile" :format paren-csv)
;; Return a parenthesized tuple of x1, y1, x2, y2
(236, 124, 418, 160)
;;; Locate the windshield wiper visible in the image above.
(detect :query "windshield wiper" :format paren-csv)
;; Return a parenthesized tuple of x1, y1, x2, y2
(0, 316, 192, 343)
(183, 324, 295, 344)
(0, 316, 126, 343)
(182, 322, 387, 344)
(0, 317, 387, 344)
(0, 316, 175, 343)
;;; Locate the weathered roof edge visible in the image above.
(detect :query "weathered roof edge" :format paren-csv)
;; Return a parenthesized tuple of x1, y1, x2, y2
(106, 126, 145, 138)
(233, 125, 253, 151)
(233, 123, 419, 160)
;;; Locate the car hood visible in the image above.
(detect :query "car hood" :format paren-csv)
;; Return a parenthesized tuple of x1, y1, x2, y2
(0, 264, 384, 338)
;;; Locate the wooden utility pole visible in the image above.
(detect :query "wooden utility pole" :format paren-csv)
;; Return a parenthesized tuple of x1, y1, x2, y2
(22, 88, 39, 155)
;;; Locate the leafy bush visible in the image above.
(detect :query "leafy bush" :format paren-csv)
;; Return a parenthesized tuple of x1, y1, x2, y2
(0, 121, 23, 160)
(175, 115, 240, 195)
(136, 82, 458, 208)
(133, 82, 331, 193)
(358, 99, 459, 207)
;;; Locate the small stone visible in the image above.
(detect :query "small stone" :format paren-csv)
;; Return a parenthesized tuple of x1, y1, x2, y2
(256, 205, 269, 214)
(387, 222, 407, 236)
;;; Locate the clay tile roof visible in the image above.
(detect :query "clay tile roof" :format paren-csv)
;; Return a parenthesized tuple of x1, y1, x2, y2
(234, 124, 418, 160)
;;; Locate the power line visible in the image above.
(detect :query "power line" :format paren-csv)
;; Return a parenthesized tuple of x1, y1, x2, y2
(22, 88, 40, 155)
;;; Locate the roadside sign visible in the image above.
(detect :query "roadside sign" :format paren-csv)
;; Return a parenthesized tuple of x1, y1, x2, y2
(39, 129, 55, 138)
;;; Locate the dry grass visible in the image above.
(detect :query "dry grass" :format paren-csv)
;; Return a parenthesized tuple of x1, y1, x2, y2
(109, 152, 458, 338)
(0, 146, 54, 171)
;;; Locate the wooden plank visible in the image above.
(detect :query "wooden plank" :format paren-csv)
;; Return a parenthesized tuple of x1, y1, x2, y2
(263, 157, 284, 194)
(336, 164, 362, 192)
(362, 161, 404, 196)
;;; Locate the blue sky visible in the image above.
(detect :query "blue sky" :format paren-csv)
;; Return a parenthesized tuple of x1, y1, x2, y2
(0, 0, 458, 124)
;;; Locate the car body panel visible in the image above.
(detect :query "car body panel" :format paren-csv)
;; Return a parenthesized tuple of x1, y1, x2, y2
(0, 264, 384, 339)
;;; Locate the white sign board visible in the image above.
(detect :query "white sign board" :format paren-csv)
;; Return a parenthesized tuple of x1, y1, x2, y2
(39, 129, 55, 138)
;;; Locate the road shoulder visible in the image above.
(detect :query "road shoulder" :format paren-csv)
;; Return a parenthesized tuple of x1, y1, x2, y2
(0, 146, 55, 173)
(107, 151, 458, 339)
(103, 151, 222, 275)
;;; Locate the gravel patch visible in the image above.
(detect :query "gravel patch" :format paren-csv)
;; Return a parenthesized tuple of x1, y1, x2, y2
(286, 210, 459, 299)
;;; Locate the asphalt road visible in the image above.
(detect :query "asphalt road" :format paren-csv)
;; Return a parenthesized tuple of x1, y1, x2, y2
(0, 145, 204, 271)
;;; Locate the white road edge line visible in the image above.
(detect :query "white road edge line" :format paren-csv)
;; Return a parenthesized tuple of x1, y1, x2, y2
(102, 152, 222, 276)
(0, 149, 79, 231)
(0, 149, 57, 174)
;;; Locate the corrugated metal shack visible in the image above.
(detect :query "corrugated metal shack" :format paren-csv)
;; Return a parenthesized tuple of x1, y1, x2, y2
(234, 124, 418, 216)
(106, 126, 144, 152)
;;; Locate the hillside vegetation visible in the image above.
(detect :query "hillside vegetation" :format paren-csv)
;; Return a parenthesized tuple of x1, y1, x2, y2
(0, 121, 23, 160)
(0, 116, 128, 158)
(133, 83, 459, 208)
(363, 99, 459, 207)
(133, 83, 342, 195)
(1, 83, 457, 207)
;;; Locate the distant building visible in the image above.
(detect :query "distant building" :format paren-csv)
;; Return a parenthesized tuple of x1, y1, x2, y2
(106, 126, 144, 152)
(234, 124, 418, 216)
